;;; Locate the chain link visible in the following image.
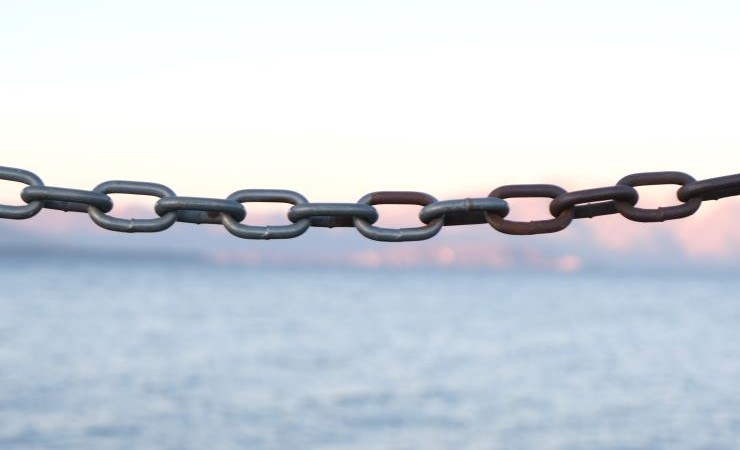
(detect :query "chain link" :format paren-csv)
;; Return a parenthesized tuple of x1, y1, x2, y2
(353, 191, 444, 242)
(614, 172, 701, 222)
(677, 174, 740, 202)
(486, 184, 575, 235)
(223, 189, 310, 240)
(0, 166, 738, 241)
(0, 166, 44, 219)
(87, 180, 177, 233)
(21, 185, 114, 214)
(549, 185, 638, 219)
(155, 196, 246, 224)
(419, 197, 509, 225)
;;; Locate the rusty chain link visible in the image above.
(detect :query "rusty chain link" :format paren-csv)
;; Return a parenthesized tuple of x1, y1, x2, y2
(0, 166, 738, 241)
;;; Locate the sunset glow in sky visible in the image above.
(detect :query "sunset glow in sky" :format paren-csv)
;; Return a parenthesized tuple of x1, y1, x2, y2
(2, 1, 738, 198)
(0, 1, 738, 268)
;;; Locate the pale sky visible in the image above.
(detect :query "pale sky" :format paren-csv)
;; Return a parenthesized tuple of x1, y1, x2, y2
(1, 1, 738, 203)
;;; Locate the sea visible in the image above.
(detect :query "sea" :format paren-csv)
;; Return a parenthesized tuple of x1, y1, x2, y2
(0, 257, 739, 450)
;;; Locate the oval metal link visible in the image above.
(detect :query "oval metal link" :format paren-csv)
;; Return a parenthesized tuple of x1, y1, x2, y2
(155, 196, 246, 224)
(353, 191, 444, 242)
(485, 184, 574, 235)
(222, 189, 311, 239)
(288, 203, 379, 228)
(549, 185, 638, 219)
(615, 172, 701, 222)
(0, 166, 44, 219)
(21, 185, 113, 213)
(677, 174, 740, 202)
(88, 180, 177, 232)
(419, 197, 509, 225)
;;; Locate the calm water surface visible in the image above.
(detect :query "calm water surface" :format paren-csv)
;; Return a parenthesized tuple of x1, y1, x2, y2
(0, 258, 739, 449)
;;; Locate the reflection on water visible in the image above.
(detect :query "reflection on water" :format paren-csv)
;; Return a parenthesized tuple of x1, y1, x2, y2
(0, 258, 739, 449)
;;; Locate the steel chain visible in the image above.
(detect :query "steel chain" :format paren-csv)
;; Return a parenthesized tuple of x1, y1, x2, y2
(353, 191, 443, 242)
(0, 166, 738, 241)
(486, 184, 575, 235)
(223, 189, 311, 240)
(88, 180, 177, 233)
(614, 172, 701, 222)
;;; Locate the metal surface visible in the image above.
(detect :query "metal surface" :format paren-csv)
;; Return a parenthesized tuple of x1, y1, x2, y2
(486, 184, 575, 235)
(677, 174, 740, 202)
(222, 189, 310, 240)
(288, 203, 379, 227)
(21, 185, 114, 214)
(419, 197, 509, 225)
(155, 196, 246, 224)
(88, 180, 178, 233)
(0, 166, 44, 219)
(353, 191, 444, 242)
(549, 185, 638, 219)
(615, 172, 701, 222)
(1, 165, 739, 241)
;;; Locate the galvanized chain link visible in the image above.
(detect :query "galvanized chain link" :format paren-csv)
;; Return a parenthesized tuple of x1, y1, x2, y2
(1, 165, 738, 241)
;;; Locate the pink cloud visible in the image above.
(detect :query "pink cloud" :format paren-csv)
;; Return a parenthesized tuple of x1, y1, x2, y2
(671, 200, 740, 258)
(585, 215, 659, 252)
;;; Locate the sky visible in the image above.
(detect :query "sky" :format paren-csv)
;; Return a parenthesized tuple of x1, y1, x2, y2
(0, 1, 738, 269)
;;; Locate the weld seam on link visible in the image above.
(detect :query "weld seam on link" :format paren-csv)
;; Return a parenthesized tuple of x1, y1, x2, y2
(353, 191, 443, 242)
(486, 184, 575, 235)
(615, 172, 701, 222)
(0, 166, 45, 219)
(222, 189, 310, 239)
(419, 197, 510, 225)
(88, 180, 177, 233)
